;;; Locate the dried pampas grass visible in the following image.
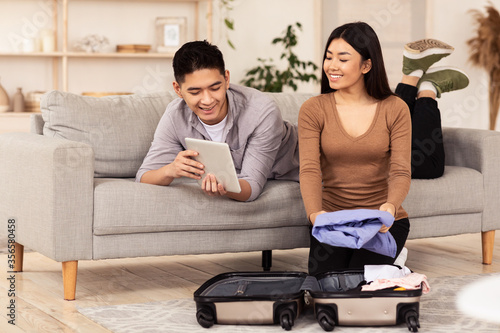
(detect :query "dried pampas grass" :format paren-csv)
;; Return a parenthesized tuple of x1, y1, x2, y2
(467, 3, 500, 130)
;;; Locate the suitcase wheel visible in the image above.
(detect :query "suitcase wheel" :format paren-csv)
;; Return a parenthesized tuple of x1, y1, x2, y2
(196, 306, 215, 328)
(317, 310, 335, 332)
(405, 309, 420, 332)
(279, 308, 294, 331)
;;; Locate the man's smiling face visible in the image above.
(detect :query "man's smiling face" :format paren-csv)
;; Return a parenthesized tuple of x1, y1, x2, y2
(173, 68, 230, 125)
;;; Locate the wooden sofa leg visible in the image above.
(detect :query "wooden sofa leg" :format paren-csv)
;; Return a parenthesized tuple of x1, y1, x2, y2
(12, 243, 24, 272)
(62, 261, 78, 301)
(481, 230, 495, 265)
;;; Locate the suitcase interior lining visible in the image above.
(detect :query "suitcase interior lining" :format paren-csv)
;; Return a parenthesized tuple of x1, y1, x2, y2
(200, 276, 305, 297)
(317, 272, 365, 292)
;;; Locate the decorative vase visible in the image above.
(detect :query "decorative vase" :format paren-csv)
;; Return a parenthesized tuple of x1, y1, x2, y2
(13, 87, 25, 113)
(0, 77, 10, 112)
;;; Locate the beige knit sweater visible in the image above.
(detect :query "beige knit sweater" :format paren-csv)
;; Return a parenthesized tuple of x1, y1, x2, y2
(298, 93, 412, 221)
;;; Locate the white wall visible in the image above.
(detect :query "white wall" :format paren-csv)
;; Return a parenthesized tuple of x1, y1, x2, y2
(425, 0, 500, 130)
(212, 0, 320, 93)
(1, 0, 499, 130)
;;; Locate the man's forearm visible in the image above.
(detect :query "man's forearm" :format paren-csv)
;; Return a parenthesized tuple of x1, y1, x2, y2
(139, 168, 174, 186)
(226, 179, 252, 202)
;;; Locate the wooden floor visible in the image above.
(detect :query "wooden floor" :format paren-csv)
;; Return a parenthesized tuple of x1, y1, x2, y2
(1, 232, 500, 332)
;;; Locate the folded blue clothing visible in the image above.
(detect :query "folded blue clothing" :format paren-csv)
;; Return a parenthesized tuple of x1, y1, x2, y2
(312, 209, 397, 258)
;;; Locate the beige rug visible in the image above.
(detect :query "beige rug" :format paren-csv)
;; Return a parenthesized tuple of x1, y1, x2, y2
(77, 273, 500, 333)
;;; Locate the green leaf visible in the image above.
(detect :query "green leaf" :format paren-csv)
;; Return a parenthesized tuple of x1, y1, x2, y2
(224, 18, 234, 30)
(247, 67, 259, 75)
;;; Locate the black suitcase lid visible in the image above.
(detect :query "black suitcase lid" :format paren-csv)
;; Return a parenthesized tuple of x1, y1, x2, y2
(194, 271, 309, 302)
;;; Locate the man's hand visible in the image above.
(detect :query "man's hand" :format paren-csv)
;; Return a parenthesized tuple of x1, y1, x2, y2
(200, 176, 253, 202)
(164, 150, 205, 180)
(140, 150, 204, 186)
(201, 174, 227, 197)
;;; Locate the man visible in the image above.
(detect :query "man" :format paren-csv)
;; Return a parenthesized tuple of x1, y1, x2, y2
(136, 40, 299, 202)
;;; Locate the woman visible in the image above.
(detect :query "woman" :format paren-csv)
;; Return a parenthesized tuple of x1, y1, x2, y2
(298, 22, 412, 275)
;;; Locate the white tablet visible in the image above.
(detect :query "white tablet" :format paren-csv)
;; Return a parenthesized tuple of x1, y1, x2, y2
(185, 138, 241, 193)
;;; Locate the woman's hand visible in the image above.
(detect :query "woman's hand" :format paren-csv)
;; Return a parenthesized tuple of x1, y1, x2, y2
(379, 202, 396, 233)
(379, 202, 395, 216)
(309, 210, 327, 225)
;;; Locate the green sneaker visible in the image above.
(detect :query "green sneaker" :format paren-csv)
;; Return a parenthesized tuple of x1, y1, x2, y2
(402, 39, 454, 75)
(418, 66, 470, 98)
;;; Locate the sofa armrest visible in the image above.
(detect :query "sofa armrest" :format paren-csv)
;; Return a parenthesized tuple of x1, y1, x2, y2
(443, 127, 500, 231)
(0, 133, 94, 261)
(30, 113, 44, 135)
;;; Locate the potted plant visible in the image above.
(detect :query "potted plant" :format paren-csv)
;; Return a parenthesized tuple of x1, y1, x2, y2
(240, 22, 319, 92)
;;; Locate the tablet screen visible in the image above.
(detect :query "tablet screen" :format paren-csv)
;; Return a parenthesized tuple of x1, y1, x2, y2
(185, 138, 242, 193)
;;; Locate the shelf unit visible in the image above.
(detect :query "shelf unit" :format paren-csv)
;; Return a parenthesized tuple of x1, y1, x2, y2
(0, 0, 213, 92)
(0, 112, 38, 133)
(0, 0, 213, 133)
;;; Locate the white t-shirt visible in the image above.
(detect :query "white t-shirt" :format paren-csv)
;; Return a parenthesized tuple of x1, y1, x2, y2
(198, 115, 228, 142)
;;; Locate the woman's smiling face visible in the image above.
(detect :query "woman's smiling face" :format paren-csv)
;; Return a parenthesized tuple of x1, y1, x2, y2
(323, 38, 371, 92)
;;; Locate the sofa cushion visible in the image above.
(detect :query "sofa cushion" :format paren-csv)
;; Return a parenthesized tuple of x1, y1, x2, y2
(40, 90, 178, 178)
(265, 92, 315, 125)
(403, 166, 483, 218)
(93, 178, 308, 236)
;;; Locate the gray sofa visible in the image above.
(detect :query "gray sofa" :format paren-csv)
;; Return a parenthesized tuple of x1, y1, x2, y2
(1, 90, 499, 301)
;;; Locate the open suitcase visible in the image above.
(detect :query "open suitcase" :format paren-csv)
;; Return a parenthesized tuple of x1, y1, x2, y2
(194, 271, 308, 330)
(194, 269, 422, 331)
(310, 270, 421, 332)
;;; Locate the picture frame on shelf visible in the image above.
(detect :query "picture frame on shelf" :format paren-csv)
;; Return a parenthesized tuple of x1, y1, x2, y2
(155, 17, 187, 53)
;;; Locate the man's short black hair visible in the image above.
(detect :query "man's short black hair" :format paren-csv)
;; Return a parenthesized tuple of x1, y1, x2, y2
(173, 40, 226, 84)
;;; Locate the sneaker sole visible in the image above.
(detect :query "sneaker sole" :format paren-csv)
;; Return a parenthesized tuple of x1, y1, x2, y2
(404, 39, 454, 59)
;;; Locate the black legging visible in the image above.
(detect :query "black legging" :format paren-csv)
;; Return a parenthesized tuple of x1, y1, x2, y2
(395, 83, 445, 179)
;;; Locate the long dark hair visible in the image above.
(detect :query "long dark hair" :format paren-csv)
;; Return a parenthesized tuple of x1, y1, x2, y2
(321, 22, 394, 100)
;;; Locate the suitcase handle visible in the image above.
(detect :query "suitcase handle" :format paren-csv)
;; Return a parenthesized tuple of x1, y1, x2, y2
(234, 281, 249, 296)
